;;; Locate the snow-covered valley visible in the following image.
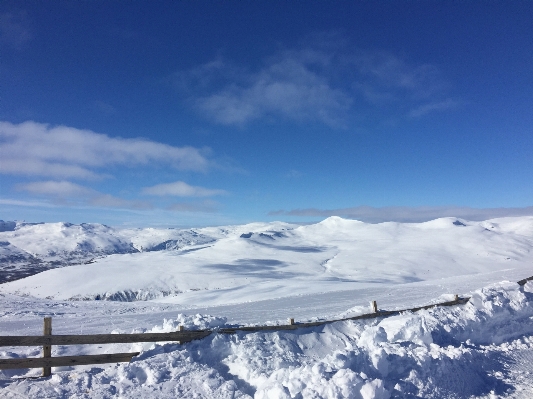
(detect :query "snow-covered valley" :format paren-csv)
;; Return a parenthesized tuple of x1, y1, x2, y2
(1, 216, 533, 398)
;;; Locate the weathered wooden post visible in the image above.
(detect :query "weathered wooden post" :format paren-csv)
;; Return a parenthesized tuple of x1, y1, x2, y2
(43, 317, 52, 377)
(371, 301, 378, 313)
(177, 325, 184, 344)
(288, 318, 295, 325)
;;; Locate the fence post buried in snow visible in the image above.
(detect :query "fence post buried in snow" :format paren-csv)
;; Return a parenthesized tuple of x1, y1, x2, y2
(178, 325, 184, 344)
(43, 317, 52, 377)
(371, 301, 378, 313)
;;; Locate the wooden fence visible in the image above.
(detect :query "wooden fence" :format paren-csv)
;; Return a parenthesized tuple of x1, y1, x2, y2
(1, 274, 532, 377)
(0, 296, 469, 376)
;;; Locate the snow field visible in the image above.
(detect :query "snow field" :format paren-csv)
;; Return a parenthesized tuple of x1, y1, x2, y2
(1, 281, 533, 398)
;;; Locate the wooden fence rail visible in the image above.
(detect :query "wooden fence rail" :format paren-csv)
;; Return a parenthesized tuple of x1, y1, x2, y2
(0, 330, 211, 347)
(0, 353, 140, 371)
(2, 274, 532, 377)
(0, 295, 470, 376)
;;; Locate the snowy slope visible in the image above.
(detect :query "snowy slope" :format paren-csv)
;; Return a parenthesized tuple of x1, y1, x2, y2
(2, 216, 532, 304)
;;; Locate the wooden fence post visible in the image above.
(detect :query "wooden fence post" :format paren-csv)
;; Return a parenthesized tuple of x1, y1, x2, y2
(177, 325, 184, 344)
(371, 301, 378, 313)
(43, 317, 52, 377)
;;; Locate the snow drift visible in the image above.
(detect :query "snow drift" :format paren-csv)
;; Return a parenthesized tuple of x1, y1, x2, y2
(1, 281, 532, 398)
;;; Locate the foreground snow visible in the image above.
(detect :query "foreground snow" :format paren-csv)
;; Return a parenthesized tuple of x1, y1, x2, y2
(1, 281, 533, 398)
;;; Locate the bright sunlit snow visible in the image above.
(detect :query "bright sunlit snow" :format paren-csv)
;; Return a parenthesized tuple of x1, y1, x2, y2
(1, 216, 533, 398)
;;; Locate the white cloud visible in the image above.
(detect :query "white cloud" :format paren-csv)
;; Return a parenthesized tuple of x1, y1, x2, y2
(0, 121, 211, 179)
(2, 159, 102, 179)
(167, 200, 219, 213)
(16, 180, 152, 210)
(16, 181, 93, 197)
(89, 194, 151, 210)
(0, 198, 58, 208)
(269, 205, 533, 223)
(178, 50, 352, 128)
(142, 181, 227, 197)
(176, 43, 456, 127)
(352, 51, 445, 100)
(350, 51, 459, 119)
(408, 98, 459, 118)
(285, 170, 303, 178)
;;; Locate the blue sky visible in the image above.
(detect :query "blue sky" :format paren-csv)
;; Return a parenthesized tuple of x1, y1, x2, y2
(1, 1, 532, 227)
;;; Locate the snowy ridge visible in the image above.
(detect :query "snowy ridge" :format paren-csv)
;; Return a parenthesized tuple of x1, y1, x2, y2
(2, 216, 532, 305)
(117, 227, 216, 252)
(0, 220, 218, 283)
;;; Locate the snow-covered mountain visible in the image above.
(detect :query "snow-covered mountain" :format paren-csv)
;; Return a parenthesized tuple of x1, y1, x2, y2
(0, 220, 216, 283)
(2, 216, 533, 303)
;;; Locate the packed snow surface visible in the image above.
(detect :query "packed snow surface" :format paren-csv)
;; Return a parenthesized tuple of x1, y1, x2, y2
(1, 216, 533, 398)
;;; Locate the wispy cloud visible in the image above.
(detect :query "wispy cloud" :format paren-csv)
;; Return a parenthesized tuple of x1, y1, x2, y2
(7, 181, 222, 213)
(93, 100, 117, 115)
(408, 98, 459, 118)
(353, 52, 444, 99)
(167, 200, 220, 213)
(17, 180, 152, 210)
(142, 181, 227, 197)
(285, 170, 303, 178)
(349, 51, 459, 120)
(175, 37, 457, 127)
(269, 205, 533, 223)
(18, 180, 94, 197)
(0, 198, 58, 208)
(89, 194, 151, 210)
(176, 50, 352, 128)
(0, 121, 211, 179)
